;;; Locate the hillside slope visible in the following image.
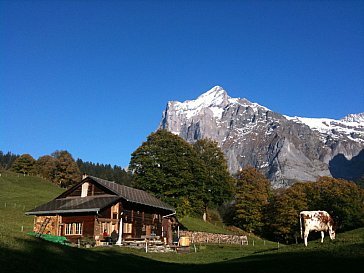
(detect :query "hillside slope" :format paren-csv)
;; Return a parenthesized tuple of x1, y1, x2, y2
(0, 172, 63, 248)
(0, 172, 363, 273)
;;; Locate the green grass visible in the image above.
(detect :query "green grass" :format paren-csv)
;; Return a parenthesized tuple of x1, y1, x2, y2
(0, 171, 63, 250)
(0, 172, 363, 273)
(179, 215, 238, 234)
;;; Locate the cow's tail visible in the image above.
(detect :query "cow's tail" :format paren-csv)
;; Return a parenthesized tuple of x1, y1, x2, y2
(299, 213, 303, 239)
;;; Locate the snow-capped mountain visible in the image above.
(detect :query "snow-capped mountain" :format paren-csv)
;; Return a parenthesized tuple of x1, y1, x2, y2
(284, 115, 364, 145)
(160, 86, 364, 188)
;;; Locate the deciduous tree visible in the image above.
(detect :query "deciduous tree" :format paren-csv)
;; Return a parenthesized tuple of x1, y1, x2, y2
(268, 183, 308, 243)
(234, 166, 271, 233)
(10, 154, 36, 175)
(35, 155, 57, 182)
(52, 150, 81, 188)
(193, 139, 234, 219)
(306, 176, 364, 231)
(129, 129, 205, 215)
(266, 177, 364, 242)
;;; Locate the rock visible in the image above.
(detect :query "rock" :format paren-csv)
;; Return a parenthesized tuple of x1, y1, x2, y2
(159, 86, 364, 188)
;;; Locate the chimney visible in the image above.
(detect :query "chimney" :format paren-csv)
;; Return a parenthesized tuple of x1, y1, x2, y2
(82, 173, 88, 180)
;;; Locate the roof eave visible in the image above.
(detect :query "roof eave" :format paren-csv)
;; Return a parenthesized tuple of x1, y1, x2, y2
(124, 198, 175, 213)
(25, 208, 100, 215)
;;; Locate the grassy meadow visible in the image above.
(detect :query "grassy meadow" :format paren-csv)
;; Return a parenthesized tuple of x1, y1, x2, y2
(0, 171, 363, 273)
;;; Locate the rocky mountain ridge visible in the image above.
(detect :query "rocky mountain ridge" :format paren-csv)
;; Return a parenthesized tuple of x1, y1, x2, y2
(159, 86, 364, 188)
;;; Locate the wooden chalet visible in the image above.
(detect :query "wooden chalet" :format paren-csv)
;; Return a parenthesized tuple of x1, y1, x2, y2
(26, 175, 177, 245)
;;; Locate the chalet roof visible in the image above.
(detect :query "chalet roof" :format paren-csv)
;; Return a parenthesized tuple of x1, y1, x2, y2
(87, 176, 175, 212)
(25, 195, 119, 215)
(26, 175, 175, 215)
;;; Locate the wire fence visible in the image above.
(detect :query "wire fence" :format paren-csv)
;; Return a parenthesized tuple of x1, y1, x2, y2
(2, 202, 27, 211)
(0, 201, 34, 233)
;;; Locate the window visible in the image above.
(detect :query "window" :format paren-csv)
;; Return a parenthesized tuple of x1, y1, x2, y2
(81, 182, 89, 197)
(65, 223, 83, 235)
(101, 222, 110, 235)
(123, 223, 132, 234)
(65, 224, 72, 235)
(74, 223, 82, 234)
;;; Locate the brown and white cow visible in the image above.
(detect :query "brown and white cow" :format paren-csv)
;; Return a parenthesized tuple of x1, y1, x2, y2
(299, 210, 335, 246)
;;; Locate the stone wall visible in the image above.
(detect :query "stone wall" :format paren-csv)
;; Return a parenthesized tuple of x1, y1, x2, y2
(179, 231, 248, 245)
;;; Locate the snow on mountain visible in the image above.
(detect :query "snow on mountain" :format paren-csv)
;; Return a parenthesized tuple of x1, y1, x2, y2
(284, 114, 364, 143)
(172, 86, 228, 119)
(160, 86, 364, 187)
(341, 112, 364, 123)
(171, 86, 269, 120)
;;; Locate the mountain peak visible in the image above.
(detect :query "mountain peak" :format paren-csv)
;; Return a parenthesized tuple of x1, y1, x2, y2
(202, 85, 226, 95)
(194, 86, 230, 107)
(341, 112, 364, 123)
(167, 86, 231, 120)
(160, 86, 364, 187)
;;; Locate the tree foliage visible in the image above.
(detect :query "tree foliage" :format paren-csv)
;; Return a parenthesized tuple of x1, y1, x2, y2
(268, 183, 308, 243)
(52, 150, 81, 188)
(10, 154, 36, 175)
(305, 177, 364, 231)
(0, 151, 19, 170)
(129, 130, 234, 217)
(4, 149, 130, 189)
(35, 155, 57, 181)
(267, 177, 364, 243)
(76, 159, 132, 186)
(193, 139, 234, 208)
(234, 166, 272, 233)
(229, 168, 364, 242)
(130, 129, 205, 215)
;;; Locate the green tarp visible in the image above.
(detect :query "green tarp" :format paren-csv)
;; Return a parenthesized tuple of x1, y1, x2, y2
(27, 232, 69, 245)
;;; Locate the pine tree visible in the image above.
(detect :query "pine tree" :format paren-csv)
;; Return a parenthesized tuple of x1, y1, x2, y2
(0, 151, 19, 169)
(76, 159, 132, 186)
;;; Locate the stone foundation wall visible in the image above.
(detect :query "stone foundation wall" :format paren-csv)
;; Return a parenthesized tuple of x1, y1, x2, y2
(179, 231, 248, 245)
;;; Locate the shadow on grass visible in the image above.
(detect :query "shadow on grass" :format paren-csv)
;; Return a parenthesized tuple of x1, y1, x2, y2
(1, 237, 363, 273)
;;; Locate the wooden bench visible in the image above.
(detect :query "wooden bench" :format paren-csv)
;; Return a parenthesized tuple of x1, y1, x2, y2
(100, 236, 112, 246)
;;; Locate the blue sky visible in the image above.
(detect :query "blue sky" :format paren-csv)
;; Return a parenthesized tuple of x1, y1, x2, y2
(1, 0, 363, 167)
